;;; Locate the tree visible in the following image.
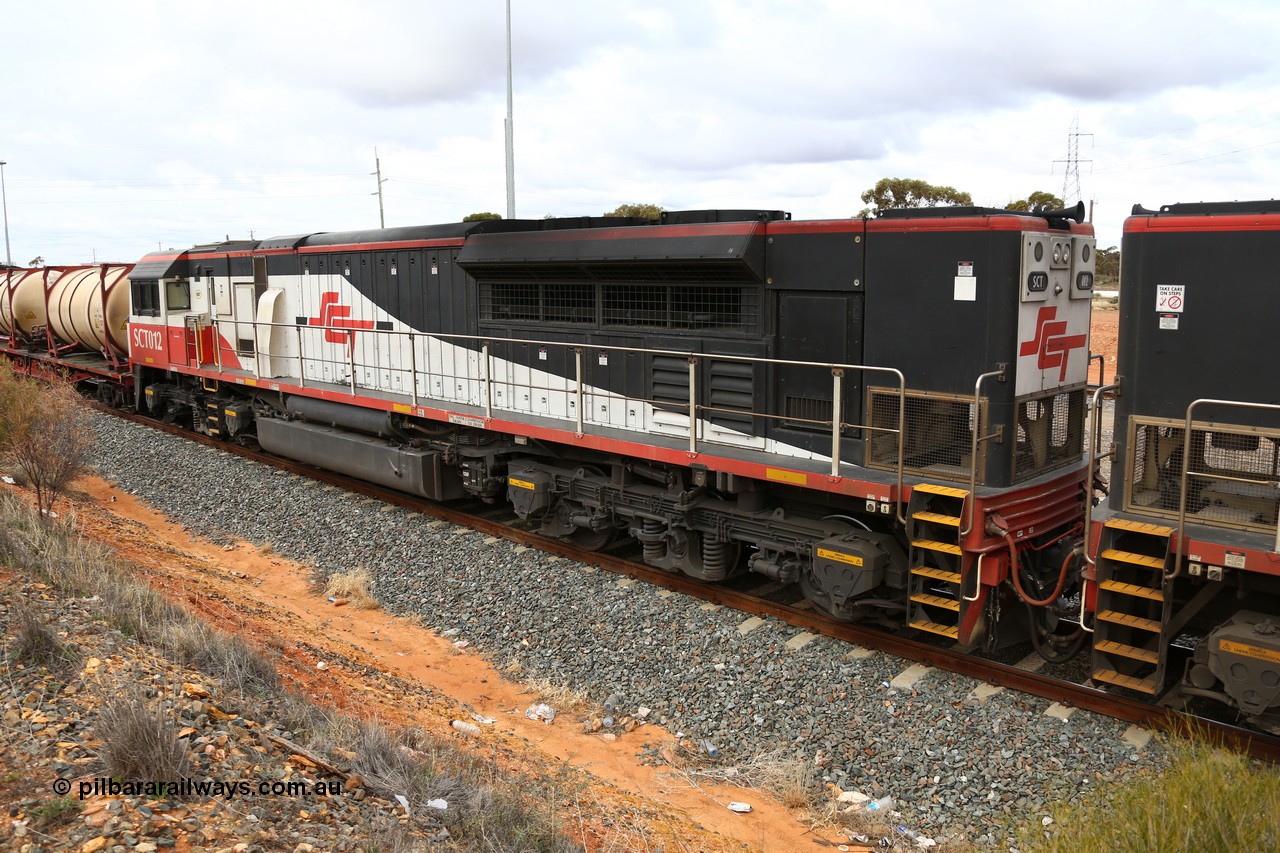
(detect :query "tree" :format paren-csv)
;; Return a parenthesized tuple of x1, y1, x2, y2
(1095, 246, 1120, 287)
(1006, 191, 1065, 212)
(604, 203, 664, 220)
(0, 365, 96, 518)
(858, 178, 972, 217)
(27, 256, 44, 267)
(463, 212, 502, 222)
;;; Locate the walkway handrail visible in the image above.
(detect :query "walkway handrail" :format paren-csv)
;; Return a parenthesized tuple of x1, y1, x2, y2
(1172, 399, 1280, 579)
(208, 318, 911, 520)
(960, 365, 1007, 536)
(1083, 382, 1120, 568)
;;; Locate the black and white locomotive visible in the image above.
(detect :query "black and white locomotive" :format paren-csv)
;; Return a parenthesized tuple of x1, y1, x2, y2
(3, 199, 1278, 731)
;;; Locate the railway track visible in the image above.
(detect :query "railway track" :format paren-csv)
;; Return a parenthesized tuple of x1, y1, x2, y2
(92, 401, 1280, 763)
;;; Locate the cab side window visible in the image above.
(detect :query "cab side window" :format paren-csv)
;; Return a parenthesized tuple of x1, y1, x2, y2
(166, 280, 191, 312)
(131, 279, 161, 317)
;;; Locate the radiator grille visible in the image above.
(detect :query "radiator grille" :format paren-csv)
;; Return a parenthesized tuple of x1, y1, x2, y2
(1012, 389, 1086, 483)
(866, 388, 983, 483)
(1126, 418, 1280, 532)
(650, 355, 756, 431)
(784, 396, 835, 430)
(479, 280, 760, 333)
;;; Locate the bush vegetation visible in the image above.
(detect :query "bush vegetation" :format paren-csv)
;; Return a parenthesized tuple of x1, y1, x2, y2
(1018, 731, 1280, 852)
(0, 362, 96, 517)
(0, 475, 581, 850)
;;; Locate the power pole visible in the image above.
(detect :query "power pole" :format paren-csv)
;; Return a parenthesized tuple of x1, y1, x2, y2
(504, 0, 516, 220)
(1055, 115, 1093, 204)
(373, 148, 387, 228)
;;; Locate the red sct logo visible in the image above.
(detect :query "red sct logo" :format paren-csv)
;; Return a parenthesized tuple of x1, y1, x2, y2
(1019, 306, 1086, 382)
(310, 292, 374, 347)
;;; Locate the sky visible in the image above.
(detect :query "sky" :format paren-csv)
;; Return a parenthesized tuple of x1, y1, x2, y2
(2, 0, 1278, 265)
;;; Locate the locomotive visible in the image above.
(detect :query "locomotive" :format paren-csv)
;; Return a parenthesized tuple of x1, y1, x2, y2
(2, 199, 1277, 730)
(1088, 200, 1280, 731)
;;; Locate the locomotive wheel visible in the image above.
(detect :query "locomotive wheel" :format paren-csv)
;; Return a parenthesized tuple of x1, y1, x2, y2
(800, 567, 855, 621)
(568, 524, 616, 552)
(1025, 600, 1086, 663)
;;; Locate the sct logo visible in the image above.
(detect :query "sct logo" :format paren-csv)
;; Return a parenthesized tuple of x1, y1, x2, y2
(1019, 306, 1086, 382)
(310, 292, 374, 346)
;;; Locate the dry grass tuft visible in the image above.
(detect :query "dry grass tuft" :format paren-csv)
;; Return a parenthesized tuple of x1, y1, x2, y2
(9, 607, 79, 672)
(96, 691, 191, 784)
(522, 677, 593, 716)
(160, 620, 280, 697)
(681, 749, 821, 809)
(1021, 731, 1280, 852)
(324, 568, 380, 609)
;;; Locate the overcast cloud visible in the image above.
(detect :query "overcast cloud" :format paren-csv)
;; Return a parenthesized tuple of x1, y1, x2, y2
(3, 0, 1278, 264)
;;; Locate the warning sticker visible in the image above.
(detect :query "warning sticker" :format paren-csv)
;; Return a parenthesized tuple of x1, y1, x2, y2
(1159, 314, 1179, 331)
(1156, 284, 1185, 312)
(1220, 639, 1280, 665)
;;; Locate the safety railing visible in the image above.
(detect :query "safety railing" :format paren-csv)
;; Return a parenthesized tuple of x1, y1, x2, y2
(960, 364, 1007, 535)
(1171, 399, 1280, 578)
(206, 318, 911, 522)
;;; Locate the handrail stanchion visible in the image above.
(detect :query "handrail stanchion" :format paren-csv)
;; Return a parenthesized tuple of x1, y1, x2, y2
(830, 367, 843, 476)
(574, 347, 584, 435)
(894, 372, 906, 525)
(348, 329, 356, 394)
(961, 365, 1007, 536)
(1080, 381, 1120, 634)
(482, 341, 492, 419)
(252, 320, 261, 380)
(688, 355, 698, 453)
(408, 332, 417, 407)
(295, 325, 304, 388)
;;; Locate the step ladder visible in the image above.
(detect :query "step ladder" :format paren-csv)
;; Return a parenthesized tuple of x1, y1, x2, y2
(206, 400, 224, 438)
(1090, 518, 1174, 695)
(906, 483, 970, 641)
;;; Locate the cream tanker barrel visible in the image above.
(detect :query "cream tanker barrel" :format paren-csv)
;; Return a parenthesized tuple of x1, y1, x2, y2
(0, 268, 53, 336)
(45, 264, 134, 355)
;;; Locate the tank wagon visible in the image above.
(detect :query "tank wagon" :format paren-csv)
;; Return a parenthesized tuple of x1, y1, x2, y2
(0, 263, 133, 399)
(1088, 200, 1280, 731)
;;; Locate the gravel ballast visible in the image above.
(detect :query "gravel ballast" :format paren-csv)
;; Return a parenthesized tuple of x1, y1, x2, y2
(90, 413, 1161, 846)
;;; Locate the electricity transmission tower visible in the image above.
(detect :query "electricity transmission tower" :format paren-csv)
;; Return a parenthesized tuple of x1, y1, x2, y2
(1055, 116, 1093, 204)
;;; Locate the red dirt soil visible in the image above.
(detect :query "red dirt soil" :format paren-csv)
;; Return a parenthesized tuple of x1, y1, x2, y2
(59, 479, 857, 852)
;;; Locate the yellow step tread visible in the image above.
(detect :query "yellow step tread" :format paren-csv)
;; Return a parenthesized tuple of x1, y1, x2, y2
(1099, 579, 1164, 602)
(1097, 610, 1162, 633)
(1092, 668, 1158, 694)
(911, 566, 962, 584)
(911, 593, 960, 611)
(1095, 640, 1159, 665)
(910, 619, 959, 639)
(912, 511, 961, 527)
(1100, 548, 1167, 570)
(1104, 518, 1175, 537)
(912, 483, 970, 499)
(913, 539, 962, 555)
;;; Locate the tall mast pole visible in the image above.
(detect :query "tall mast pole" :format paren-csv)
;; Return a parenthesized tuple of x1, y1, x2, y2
(373, 148, 387, 228)
(504, 0, 516, 220)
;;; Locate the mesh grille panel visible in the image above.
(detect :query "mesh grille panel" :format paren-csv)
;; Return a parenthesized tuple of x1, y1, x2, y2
(1127, 419, 1280, 531)
(479, 281, 760, 332)
(602, 284, 758, 331)
(867, 388, 982, 483)
(479, 282, 595, 324)
(1012, 389, 1086, 483)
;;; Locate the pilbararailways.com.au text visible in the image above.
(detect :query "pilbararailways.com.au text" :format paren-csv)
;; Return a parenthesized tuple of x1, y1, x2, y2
(59, 777, 345, 800)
